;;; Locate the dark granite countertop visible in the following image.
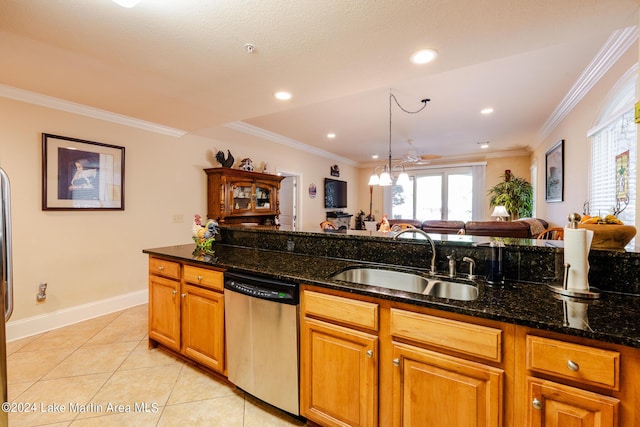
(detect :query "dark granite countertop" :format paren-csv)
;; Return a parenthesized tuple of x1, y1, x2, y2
(143, 243, 640, 349)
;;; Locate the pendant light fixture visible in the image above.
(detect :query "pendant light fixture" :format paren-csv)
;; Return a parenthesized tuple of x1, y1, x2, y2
(368, 92, 430, 187)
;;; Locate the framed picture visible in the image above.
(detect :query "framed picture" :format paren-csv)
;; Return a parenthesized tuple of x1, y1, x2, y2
(42, 133, 125, 210)
(545, 139, 564, 202)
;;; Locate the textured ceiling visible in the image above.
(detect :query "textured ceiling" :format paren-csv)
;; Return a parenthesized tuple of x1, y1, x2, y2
(0, 0, 638, 164)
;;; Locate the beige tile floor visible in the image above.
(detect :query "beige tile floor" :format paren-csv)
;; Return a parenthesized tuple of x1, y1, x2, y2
(6, 304, 307, 427)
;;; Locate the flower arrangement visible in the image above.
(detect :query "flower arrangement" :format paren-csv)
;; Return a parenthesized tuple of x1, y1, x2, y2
(192, 214, 219, 254)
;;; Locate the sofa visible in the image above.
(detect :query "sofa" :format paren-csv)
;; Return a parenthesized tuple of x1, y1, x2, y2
(419, 218, 549, 238)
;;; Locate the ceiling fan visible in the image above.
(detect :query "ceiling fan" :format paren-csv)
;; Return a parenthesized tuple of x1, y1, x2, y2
(400, 139, 441, 165)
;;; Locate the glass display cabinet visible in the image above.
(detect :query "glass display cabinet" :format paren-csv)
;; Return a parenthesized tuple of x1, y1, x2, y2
(205, 168, 284, 227)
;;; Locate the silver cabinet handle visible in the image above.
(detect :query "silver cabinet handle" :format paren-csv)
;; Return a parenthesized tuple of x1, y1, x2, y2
(181, 293, 187, 298)
(366, 350, 373, 358)
(158, 265, 165, 271)
(567, 360, 579, 372)
(393, 358, 400, 367)
(172, 290, 177, 295)
(197, 275, 203, 281)
(532, 398, 542, 410)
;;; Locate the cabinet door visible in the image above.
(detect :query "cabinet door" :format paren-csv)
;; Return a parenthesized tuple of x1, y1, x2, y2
(254, 183, 272, 211)
(230, 182, 253, 211)
(392, 342, 504, 427)
(149, 275, 181, 351)
(300, 317, 378, 427)
(526, 377, 618, 427)
(181, 284, 225, 373)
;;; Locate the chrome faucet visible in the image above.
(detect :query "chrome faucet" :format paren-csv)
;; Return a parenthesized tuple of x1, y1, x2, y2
(393, 228, 437, 275)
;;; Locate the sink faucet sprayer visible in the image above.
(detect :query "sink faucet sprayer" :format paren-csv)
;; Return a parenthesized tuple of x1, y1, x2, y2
(462, 257, 476, 280)
(393, 228, 437, 275)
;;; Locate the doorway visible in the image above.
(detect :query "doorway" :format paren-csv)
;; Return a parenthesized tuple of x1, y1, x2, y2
(278, 171, 300, 231)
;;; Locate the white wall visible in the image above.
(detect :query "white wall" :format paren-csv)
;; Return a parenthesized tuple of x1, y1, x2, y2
(533, 41, 639, 228)
(0, 96, 357, 338)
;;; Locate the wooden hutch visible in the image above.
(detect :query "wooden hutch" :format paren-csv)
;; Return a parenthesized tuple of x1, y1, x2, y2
(205, 168, 284, 227)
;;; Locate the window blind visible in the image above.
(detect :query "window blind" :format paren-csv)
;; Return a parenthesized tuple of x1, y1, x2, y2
(589, 110, 636, 225)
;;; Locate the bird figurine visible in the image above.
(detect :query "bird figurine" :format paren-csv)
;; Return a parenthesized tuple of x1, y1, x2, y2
(192, 214, 203, 237)
(203, 219, 219, 239)
(192, 214, 219, 253)
(215, 150, 235, 168)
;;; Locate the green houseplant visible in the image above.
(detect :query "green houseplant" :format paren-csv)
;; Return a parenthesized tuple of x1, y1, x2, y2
(488, 172, 533, 220)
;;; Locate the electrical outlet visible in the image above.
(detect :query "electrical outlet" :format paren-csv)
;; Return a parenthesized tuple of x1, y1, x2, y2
(172, 214, 184, 223)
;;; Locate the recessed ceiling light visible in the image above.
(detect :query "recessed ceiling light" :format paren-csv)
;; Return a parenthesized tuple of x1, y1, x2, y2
(480, 107, 494, 115)
(410, 49, 438, 64)
(327, 133, 336, 139)
(111, 0, 141, 7)
(371, 153, 379, 160)
(274, 91, 292, 101)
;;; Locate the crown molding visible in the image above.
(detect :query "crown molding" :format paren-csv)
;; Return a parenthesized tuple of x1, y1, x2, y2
(537, 25, 639, 142)
(225, 121, 358, 166)
(0, 84, 187, 137)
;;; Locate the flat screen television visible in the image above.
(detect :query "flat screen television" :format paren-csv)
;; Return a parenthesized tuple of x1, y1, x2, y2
(324, 178, 347, 209)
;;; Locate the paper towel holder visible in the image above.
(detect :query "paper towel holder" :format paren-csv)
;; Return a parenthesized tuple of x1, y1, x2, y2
(548, 263, 601, 299)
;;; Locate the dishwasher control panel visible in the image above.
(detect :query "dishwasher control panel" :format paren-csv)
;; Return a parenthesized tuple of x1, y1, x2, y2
(225, 280, 293, 299)
(224, 272, 299, 305)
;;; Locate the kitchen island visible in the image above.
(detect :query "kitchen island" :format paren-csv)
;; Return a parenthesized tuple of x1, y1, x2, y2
(144, 228, 640, 426)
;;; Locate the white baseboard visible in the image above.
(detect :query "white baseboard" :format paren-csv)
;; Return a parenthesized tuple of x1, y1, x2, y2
(5, 290, 148, 342)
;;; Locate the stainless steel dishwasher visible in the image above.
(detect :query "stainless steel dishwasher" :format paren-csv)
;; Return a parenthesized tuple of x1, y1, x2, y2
(224, 271, 300, 416)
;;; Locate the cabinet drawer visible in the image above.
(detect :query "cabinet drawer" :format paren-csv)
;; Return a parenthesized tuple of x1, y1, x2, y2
(526, 335, 620, 390)
(390, 308, 502, 362)
(303, 290, 378, 331)
(149, 257, 181, 279)
(183, 265, 224, 291)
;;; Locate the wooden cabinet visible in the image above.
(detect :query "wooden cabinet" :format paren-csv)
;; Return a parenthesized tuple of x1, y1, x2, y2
(389, 308, 505, 427)
(391, 342, 504, 427)
(300, 290, 379, 427)
(148, 256, 226, 374)
(300, 286, 509, 427)
(181, 266, 225, 372)
(149, 274, 181, 351)
(517, 331, 624, 427)
(148, 258, 181, 351)
(301, 318, 378, 427)
(525, 377, 619, 427)
(204, 167, 284, 226)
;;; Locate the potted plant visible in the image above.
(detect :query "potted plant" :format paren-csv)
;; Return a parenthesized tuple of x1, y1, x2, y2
(488, 172, 533, 220)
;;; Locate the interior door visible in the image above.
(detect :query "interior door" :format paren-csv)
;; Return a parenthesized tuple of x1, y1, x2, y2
(279, 175, 297, 230)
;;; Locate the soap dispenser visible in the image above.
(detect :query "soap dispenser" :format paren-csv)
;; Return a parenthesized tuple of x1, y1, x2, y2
(486, 241, 504, 285)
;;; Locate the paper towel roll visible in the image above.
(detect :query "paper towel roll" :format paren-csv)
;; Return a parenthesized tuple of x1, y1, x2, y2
(564, 227, 594, 291)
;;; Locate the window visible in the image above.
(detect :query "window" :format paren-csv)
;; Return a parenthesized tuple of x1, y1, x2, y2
(587, 67, 636, 228)
(388, 164, 485, 221)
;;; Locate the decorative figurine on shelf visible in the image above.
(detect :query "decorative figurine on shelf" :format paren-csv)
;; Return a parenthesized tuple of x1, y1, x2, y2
(215, 150, 235, 168)
(192, 214, 219, 254)
(355, 210, 366, 230)
(239, 158, 254, 172)
(379, 213, 391, 232)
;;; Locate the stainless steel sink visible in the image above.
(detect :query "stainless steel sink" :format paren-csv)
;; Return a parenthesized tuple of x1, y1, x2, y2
(330, 267, 478, 301)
